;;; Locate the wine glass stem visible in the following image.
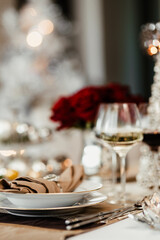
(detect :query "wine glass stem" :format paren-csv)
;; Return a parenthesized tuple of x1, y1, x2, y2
(112, 151, 117, 186)
(120, 155, 126, 202)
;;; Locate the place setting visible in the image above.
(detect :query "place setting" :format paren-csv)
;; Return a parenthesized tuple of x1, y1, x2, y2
(0, 100, 160, 234)
(0, 100, 159, 233)
(0, 165, 107, 217)
(0, 163, 145, 232)
(0, 163, 155, 233)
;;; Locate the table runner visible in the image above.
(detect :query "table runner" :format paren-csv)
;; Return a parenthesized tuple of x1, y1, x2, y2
(0, 201, 122, 240)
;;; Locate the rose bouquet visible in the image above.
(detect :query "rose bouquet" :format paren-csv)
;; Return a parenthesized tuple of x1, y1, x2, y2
(50, 83, 143, 130)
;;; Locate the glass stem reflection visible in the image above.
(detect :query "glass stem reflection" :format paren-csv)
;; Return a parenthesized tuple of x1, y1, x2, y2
(112, 151, 117, 186)
(119, 155, 126, 202)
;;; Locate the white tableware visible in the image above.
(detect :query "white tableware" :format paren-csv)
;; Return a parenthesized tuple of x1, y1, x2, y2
(0, 191, 107, 217)
(0, 180, 102, 208)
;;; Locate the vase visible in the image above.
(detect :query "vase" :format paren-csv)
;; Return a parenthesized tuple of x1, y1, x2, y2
(81, 130, 102, 176)
(81, 129, 118, 191)
(81, 129, 116, 180)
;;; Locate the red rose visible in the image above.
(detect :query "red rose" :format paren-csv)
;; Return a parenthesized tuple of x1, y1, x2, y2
(50, 97, 78, 130)
(69, 87, 102, 122)
(50, 83, 144, 130)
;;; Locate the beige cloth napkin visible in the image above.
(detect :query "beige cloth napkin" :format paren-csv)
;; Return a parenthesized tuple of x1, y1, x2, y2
(0, 165, 84, 194)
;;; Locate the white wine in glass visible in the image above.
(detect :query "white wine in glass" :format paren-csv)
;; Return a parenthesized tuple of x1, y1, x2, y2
(101, 130, 143, 157)
(99, 103, 143, 203)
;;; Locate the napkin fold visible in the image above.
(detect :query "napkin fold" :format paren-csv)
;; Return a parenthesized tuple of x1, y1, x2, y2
(0, 165, 84, 194)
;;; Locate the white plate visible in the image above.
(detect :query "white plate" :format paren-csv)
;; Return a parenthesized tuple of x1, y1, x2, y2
(0, 191, 107, 217)
(0, 180, 102, 208)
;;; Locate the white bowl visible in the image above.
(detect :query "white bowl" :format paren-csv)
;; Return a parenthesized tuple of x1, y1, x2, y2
(0, 180, 102, 208)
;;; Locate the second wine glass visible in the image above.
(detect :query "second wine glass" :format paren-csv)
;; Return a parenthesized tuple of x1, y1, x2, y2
(99, 103, 143, 203)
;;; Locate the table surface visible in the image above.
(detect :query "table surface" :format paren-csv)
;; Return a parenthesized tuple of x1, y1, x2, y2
(69, 182, 159, 240)
(69, 217, 160, 240)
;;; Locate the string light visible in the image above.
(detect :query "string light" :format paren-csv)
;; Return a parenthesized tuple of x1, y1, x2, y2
(141, 22, 160, 130)
(26, 31, 43, 47)
(153, 39, 160, 47)
(21, 6, 37, 17)
(38, 19, 54, 35)
(0, 150, 17, 157)
(147, 45, 158, 55)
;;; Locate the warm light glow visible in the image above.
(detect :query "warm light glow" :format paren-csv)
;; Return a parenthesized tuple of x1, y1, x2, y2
(153, 39, 160, 47)
(20, 149, 25, 155)
(147, 45, 158, 55)
(29, 7, 37, 16)
(38, 19, 54, 35)
(6, 169, 19, 181)
(28, 170, 41, 178)
(26, 31, 43, 47)
(82, 145, 101, 175)
(0, 150, 17, 157)
(21, 6, 37, 17)
(63, 158, 73, 168)
(20, 6, 38, 31)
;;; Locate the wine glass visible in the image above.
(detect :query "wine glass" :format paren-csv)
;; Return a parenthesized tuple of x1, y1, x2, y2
(97, 103, 143, 203)
(94, 104, 117, 191)
(138, 103, 160, 190)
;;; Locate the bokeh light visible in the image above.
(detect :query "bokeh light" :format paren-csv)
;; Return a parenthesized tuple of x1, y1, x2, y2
(26, 31, 43, 47)
(29, 7, 37, 17)
(147, 45, 158, 55)
(153, 39, 160, 47)
(38, 19, 54, 35)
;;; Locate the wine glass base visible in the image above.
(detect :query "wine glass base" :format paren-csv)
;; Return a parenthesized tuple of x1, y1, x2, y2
(105, 193, 136, 206)
(100, 182, 150, 206)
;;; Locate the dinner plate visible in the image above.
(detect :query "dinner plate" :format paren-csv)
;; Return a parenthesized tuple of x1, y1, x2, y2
(0, 191, 107, 217)
(0, 180, 102, 208)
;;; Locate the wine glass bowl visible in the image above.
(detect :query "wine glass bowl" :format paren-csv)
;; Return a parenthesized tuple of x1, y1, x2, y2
(100, 103, 143, 156)
(94, 104, 118, 199)
(94, 104, 106, 140)
(95, 103, 143, 203)
(139, 103, 160, 151)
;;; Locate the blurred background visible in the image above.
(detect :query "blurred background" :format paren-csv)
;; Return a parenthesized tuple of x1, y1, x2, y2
(0, 0, 159, 111)
(0, 0, 159, 179)
(53, 0, 160, 99)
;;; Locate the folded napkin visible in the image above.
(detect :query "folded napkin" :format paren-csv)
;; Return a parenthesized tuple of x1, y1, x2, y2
(0, 165, 84, 194)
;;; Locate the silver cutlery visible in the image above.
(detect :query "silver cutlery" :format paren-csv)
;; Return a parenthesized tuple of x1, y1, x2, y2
(65, 206, 134, 225)
(65, 204, 142, 230)
(43, 174, 59, 181)
(43, 174, 63, 192)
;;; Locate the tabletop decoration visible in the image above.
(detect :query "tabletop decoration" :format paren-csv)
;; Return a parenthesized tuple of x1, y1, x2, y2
(137, 23, 160, 190)
(130, 192, 160, 230)
(50, 83, 143, 176)
(0, 152, 73, 180)
(0, 120, 52, 145)
(0, 120, 54, 180)
(141, 22, 160, 129)
(50, 83, 143, 131)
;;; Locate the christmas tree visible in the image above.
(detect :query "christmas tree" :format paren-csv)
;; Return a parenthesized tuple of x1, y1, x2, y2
(0, 0, 84, 127)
